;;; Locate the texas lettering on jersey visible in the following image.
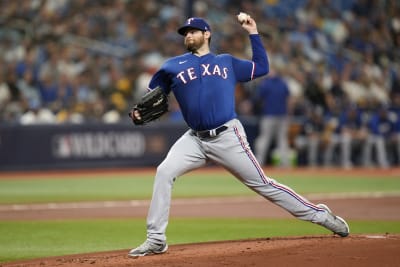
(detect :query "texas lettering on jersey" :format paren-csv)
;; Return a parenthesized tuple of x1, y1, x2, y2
(177, 64, 228, 84)
(148, 35, 269, 130)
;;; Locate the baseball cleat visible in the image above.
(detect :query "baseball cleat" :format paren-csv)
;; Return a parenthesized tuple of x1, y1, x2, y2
(128, 240, 168, 257)
(317, 203, 350, 237)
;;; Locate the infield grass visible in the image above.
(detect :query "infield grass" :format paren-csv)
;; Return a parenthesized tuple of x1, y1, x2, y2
(1, 218, 399, 263)
(0, 170, 399, 204)
(0, 169, 399, 263)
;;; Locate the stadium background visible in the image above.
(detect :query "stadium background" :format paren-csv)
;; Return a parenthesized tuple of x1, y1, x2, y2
(0, 1, 400, 266)
(1, 0, 400, 170)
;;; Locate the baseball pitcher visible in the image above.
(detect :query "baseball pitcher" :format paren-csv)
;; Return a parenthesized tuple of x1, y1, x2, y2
(128, 14, 349, 257)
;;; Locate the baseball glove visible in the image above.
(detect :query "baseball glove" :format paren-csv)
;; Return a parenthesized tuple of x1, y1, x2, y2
(129, 86, 168, 125)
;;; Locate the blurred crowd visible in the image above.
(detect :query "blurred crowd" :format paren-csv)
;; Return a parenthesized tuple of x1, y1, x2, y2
(1, 0, 400, 167)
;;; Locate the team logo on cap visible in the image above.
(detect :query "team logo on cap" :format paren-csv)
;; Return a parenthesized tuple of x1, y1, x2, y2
(187, 18, 195, 24)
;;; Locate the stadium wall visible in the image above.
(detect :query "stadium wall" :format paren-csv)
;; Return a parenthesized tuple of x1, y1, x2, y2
(0, 118, 259, 171)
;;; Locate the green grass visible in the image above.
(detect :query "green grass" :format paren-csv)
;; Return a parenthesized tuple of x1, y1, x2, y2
(1, 218, 399, 263)
(0, 172, 399, 204)
(0, 170, 399, 263)
(0, 175, 152, 204)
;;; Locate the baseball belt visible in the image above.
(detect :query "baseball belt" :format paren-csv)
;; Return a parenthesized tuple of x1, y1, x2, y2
(193, 125, 228, 138)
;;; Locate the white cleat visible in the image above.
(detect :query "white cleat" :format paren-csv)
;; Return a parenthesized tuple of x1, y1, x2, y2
(128, 240, 168, 257)
(317, 203, 350, 237)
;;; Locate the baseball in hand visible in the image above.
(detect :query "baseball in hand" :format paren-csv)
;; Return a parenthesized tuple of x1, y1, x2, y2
(237, 12, 249, 24)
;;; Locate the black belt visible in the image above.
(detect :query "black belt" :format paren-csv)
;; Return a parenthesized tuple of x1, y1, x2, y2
(193, 126, 228, 138)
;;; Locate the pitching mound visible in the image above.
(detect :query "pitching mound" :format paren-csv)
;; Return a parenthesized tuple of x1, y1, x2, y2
(3, 234, 400, 267)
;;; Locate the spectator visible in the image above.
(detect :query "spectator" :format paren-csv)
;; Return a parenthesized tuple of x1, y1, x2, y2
(0, 0, 399, 167)
(19, 99, 56, 125)
(335, 104, 369, 168)
(389, 93, 400, 164)
(16, 69, 41, 108)
(0, 70, 11, 111)
(294, 106, 326, 167)
(254, 64, 292, 167)
(364, 105, 396, 168)
(321, 99, 344, 167)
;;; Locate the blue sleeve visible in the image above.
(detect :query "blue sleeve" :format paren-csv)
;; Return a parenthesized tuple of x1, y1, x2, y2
(231, 35, 269, 82)
(148, 66, 172, 95)
(250, 34, 269, 77)
(232, 57, 255, 82)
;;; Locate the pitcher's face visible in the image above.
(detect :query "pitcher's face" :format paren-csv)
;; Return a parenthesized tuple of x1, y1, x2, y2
(184, 29, 207, 53)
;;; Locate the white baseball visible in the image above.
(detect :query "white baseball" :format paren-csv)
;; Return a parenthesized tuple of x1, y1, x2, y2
(237, 12, 249, 24)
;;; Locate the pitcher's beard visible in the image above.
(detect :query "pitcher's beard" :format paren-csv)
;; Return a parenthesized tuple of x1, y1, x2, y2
(186, 43, 200, 53)
(185, 38, 205, 53)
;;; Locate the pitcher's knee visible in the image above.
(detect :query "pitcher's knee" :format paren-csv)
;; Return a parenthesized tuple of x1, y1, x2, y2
(155, 164, 177, 185)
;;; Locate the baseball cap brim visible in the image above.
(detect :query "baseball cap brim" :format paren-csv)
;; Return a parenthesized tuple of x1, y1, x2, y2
(177, 18, 211, 35)
(178, 26, 204, 35)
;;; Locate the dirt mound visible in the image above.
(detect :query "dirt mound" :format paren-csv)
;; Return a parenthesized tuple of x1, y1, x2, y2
(3, 234, 400, 267)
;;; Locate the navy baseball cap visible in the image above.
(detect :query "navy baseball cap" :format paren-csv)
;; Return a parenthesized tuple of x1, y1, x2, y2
(177, 17, 211, 35)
